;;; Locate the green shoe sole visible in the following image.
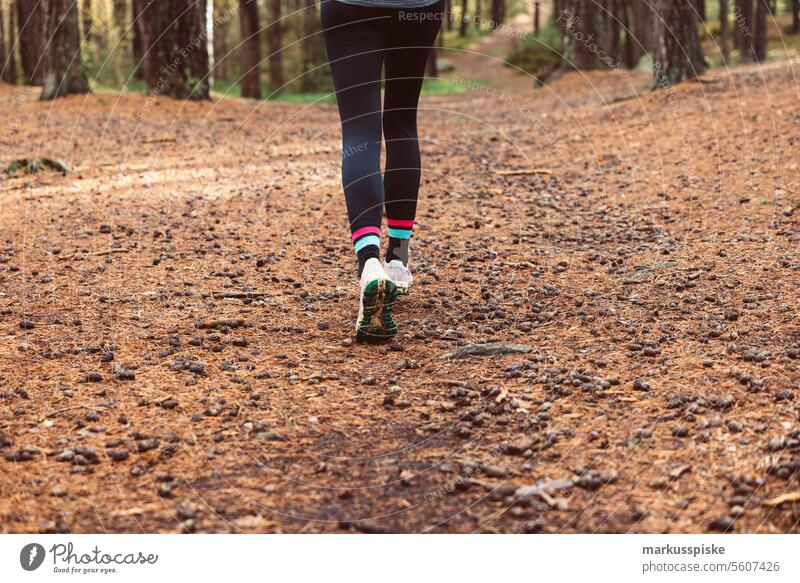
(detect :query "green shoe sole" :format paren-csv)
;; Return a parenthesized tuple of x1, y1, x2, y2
(356, 278, 398, 342)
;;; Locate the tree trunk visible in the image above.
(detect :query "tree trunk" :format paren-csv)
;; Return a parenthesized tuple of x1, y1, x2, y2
(0, 3, 7, 82)
(267, 0, 283, 93)
(7, 0, 19, 83)
(206, 0, 214, 89)
(300, 0, 322, 92)
(490, 0, 503, 26)
(475, 0, 481, 29)
(138, 0, 211, 100)
(753, 0, 767, 61)
(534, 1, 540, 35)
(607, 0, 620, 63)
(445, 0, 452, 30)
(737, 0, 754, 60)
(621, 0, 636, 68)
(652, 0, 706, 87)
(630, 0, 651, 60)
(720, 0, 730, 62)
(40, 0, 91, 99)
(17, 0, 46, 85)
(239, 0, 261, 98)
(561, 0, 601, 70)
(459, 0, 468, 36)
(694, 0, 706, 21)
(81, 0, 93, 43)
(132, 0, 145, 79)
(793, 0, 799, 34)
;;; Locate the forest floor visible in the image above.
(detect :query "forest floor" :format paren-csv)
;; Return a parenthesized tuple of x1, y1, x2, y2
(2, 35, 800, 533)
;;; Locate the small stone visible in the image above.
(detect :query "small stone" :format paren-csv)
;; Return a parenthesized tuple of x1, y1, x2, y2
(107, 449, 129, 462)
(317, 321, 329, 331)
(19, 320, 35, 330)
(708, 515, 735, 532)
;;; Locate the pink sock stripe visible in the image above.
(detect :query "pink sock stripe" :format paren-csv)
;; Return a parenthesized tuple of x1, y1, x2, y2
(351, 226, 381, 242)
(387, 219, 414, 228)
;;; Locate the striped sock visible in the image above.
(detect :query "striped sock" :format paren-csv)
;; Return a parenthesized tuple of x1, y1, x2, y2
(352, 226, 381, 276)
(386, 219, 413, 265)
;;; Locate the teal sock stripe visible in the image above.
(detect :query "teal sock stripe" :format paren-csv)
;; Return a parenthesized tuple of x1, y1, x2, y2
(354, 234, 381, 253)
(388, 228, 412, 239)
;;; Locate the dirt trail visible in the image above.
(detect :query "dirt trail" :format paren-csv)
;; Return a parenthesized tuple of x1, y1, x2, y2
(447, 0, 553, 91)
(1, 55, 800, 533)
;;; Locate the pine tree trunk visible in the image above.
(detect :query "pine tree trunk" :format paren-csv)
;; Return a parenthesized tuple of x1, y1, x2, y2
(267, 0, 283, 93)
(720, 0, 730, 62)
(17, 0, 46, 85)
(629, 0, 650, 62)
(793, 0, 799, 34)
(652, 0, 706, 87)
(534, 1, 540, 35)
(459, 0, 468, 36)
(7, 0, 19, 83)
(620, 0, 635, 68)
(607, 0, 620, 62)
(445, 0, 452, 30)
(40, 0, 91, 99)
(132, 0, 145, 80)
(753, 0, 767, 60)
(300, 0, 321, 92)
(475, 0, 481, 29)
(694, 0, 706, 21)
(561, 0, 600, 70)
(0, 3, 7, 82)
(738, 0, 754, 60)
(239, 0, 261, 98)
(138, 0, 211, 100)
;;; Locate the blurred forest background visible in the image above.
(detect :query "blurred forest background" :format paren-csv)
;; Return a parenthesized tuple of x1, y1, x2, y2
(0, 0, 798, 102)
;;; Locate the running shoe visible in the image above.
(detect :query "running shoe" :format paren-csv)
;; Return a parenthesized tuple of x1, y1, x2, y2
(383, 259, 413, 295)
(355, 258, 398, 341)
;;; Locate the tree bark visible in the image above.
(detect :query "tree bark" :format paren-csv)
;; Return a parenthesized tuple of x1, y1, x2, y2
(459, 0, 468, 36)
(132, 0, 145, 79)
(694, 0, 706, 21)
(267, 0, 283, 93)
(720, 0, 730, 62)
(1, 2, 7, 82)
(736, 0, 754, 59)
(534, 1, 540, 35)
(40, 0, 91, 99)
(607, 0, 620, 63)
(7, 0, 19, 83)
(17, 0, 46, 85)
(793, 0, 799, 34)
(300, 0, 322, 92)
(652, 0, 706, 87)
(630, 0, 651, 60)
(561, 0, 601, 70)
(238, 0, 261, 98)
(753, 0, 767, 61)
(138, 0, 211, 100)
(620, 0, 636, 68)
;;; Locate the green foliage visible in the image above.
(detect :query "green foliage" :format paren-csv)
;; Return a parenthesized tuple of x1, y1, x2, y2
(505, 24, 563, 75)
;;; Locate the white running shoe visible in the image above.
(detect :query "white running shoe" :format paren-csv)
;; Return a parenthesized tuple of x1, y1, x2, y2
(383, 259, 413, 295)
(355, 258, 398, 342)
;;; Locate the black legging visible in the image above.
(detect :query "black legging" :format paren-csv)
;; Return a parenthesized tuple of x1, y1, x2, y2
(321, 0, 444, 272)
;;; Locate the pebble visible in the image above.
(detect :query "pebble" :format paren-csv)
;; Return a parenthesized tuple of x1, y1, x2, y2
(707, 515, 735, 532)
(107, 449, 130, 462)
